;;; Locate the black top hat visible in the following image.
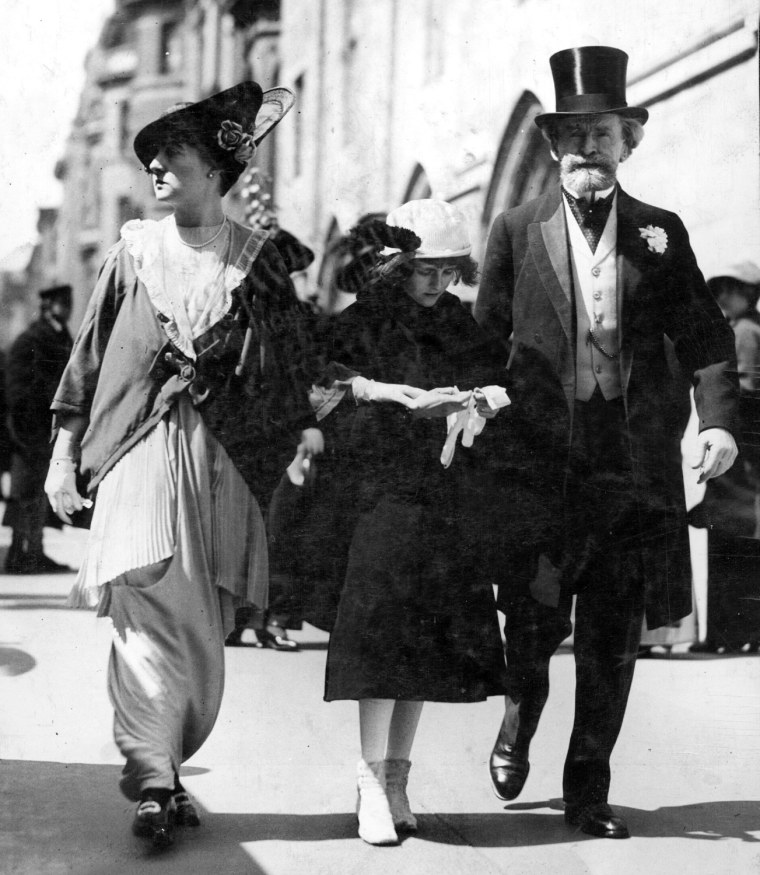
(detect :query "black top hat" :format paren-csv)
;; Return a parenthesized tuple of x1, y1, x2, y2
(134, 82, 294, 181)
(38, 284, 72, 303)
(535, 46, 648, 129)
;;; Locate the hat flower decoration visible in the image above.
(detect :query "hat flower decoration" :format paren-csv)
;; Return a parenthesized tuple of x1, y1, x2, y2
(134, 82, 295, 190)
(217, 120, 256, 164)
(639, 225, 668, 255)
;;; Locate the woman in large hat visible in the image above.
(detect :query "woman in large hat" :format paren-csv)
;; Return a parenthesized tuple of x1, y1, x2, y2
(44, 82, 321, 847)
(313, 199, 509, 845)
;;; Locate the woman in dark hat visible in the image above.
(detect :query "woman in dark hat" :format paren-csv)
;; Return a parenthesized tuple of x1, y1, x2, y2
(690, 262, 760, 652)
(313, 200, 509, 845)
(44, 82, 321, 847)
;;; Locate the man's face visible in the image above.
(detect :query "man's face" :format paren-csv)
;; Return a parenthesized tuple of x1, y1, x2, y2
(554, 114, 628, 193)
(48, 298, 71, 324)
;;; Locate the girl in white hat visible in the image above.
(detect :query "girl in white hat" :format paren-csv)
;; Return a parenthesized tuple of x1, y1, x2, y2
(314, 199, 509, 844)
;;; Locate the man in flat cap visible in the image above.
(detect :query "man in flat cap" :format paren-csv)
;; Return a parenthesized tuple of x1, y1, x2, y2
(4, 284, 74, 573)
(476, 46, 739, 838)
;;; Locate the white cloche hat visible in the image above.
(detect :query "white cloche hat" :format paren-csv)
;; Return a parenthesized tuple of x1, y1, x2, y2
(385, 199, 472, 259)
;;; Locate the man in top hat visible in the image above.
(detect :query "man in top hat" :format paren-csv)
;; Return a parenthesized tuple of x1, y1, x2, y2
(476, 46, 739, 838)
(4, 284, 74, 573)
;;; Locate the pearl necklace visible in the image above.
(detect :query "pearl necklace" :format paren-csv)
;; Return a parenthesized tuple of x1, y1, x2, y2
(177, 216, 228, 249)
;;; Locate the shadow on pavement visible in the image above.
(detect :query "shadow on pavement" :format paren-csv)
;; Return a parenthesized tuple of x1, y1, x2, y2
(500, 798, 760, 843)
(4, 761, 758, 874)
(1, 761, 269, 875)
(1, 600, 75, 611)
(0, 645, 36, 676)
(0, 592, 71, 601)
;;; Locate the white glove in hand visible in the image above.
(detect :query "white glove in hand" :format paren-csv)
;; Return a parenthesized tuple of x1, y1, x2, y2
(45, 458, 85, 524)
(351, 376, 422, 407)
(408, 388, 472, 419)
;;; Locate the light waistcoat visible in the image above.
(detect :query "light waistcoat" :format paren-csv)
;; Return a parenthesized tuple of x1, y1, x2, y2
(563, 195, 622, 401)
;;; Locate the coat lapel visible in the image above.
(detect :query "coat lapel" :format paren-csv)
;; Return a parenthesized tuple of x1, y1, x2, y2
(528, 189, 574, 344)
(616, 188, 647, 398)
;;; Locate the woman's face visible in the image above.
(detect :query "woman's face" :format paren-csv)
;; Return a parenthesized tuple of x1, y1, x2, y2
(147, 144, 218, 209)
(404, 259, 458, 308)
(717, 289, 752, 321)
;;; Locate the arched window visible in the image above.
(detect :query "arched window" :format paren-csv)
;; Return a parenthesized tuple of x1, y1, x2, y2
(482, 92, 556, 231)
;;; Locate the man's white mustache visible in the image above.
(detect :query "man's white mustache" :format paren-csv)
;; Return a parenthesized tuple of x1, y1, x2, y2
(563, 156, 615, 174)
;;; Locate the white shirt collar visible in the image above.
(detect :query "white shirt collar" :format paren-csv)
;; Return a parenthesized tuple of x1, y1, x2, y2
(562, 183, 616, 202)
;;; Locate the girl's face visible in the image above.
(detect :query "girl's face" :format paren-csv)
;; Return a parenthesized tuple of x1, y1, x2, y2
(147, 144, 219, 209)
(404, 259, 458, 308)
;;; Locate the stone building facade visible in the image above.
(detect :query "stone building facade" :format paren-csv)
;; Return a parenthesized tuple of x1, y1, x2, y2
(275, 0, 760, 310)
(52, 0, 286, 330)
(54, 0, 186, 329)
(40, 0, 760, 326)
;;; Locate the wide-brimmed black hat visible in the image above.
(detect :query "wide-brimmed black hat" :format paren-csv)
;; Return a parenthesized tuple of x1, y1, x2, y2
(38, 284, 72, 304)
(134, 82, 294, 178)
(535, 46, 648, 129)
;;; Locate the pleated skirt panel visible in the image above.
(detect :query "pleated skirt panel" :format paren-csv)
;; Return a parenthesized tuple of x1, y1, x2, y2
(68, 396, 269, 797)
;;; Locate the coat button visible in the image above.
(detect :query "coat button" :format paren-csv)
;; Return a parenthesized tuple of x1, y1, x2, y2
(534, 332, 543, 343)
(592, 267, 601, 277)
(593, 291, 602, 300)
(595, 365, 602, 374)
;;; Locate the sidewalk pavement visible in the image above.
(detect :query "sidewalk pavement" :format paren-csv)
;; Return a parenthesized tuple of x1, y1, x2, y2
(1, 522, 759, 875)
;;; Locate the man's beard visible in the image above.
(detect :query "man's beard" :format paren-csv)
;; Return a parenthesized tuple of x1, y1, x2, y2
(560, 154, 617, 193)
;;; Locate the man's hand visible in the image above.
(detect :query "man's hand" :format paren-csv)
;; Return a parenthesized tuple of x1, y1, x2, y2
(692, 427, 738, 483)
(408, 389, 472, 419)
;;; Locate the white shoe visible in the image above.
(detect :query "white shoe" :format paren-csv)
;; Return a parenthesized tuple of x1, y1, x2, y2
(356, 759, 398, 845)
(385, 758, 418, 833)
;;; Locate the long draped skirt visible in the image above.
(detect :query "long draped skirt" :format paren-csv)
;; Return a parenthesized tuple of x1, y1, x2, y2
(69, 397, 268, 798)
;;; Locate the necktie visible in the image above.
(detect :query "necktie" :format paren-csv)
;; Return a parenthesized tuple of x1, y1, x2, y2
(563, 189, 614, 253)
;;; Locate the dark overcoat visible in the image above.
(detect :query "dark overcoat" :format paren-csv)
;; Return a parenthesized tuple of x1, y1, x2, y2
(6, 317, 73, 460)
(475, 185, 739, 628)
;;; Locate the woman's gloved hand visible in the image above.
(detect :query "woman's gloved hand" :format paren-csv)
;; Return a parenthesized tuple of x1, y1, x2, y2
(44, 457, 86, 524)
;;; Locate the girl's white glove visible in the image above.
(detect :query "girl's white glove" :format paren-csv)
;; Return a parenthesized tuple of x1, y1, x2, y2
(351, 376, 423, 407)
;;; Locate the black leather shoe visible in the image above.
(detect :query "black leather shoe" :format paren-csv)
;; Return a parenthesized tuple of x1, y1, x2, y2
(255, 622, 299, 651)
(132, 796, 175, 847)
(689, 640, 720, 654)
(489, 744, 529, 801)
(564, 802, 630, 839)
(173, 791, 201, 827)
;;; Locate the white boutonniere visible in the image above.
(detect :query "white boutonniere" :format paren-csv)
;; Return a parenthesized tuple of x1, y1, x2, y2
(639, 225, 668, 255)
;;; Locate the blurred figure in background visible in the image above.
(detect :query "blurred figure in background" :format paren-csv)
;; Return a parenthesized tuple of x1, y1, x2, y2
(225, 166, 319, 650)
(225, 223, 317, 650)
(4, 284, 74, 574)
(690, 261, 760, 653)
(0, 349, 12, 499)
